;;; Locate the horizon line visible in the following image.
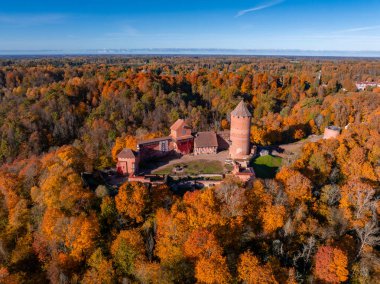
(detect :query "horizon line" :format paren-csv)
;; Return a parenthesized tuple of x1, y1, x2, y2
(1, 48, 380, 58)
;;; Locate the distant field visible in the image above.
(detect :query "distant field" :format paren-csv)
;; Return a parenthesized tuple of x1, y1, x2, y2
(252, 155, 282, 178)
(153, 160, 224, 175)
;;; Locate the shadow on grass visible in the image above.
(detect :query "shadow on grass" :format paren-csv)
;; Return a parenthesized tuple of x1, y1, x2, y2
(251, 155, 282, 179)
(252, 164, 279, 179)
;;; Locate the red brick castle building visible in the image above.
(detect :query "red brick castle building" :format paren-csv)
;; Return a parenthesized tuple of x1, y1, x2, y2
(116, 100, 252, 176)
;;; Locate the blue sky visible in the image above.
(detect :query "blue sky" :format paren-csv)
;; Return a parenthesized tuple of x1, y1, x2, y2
(1, 0, 380, 52)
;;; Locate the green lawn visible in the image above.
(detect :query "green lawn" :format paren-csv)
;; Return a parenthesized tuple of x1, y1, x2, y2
(252, 155, 282, 179)
(153, 160, 224, 175)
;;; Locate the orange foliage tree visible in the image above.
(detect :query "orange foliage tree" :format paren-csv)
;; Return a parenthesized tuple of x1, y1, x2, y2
(183, 188, 225, 228)
(184, 229, 222, 259)
(195, 255, 231, 284)
(314, 245, 348, 283)
(276, 167, 312, 206)
(259, 204, 286, 234)
(115, 182, 149, 223)
(65, 214, 99, 261)
(238, 251, 278, 284)
(154, 206, 189, 264)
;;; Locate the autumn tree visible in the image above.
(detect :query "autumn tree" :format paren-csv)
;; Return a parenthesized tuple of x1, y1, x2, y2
(65, 214, 100, 261)
(154, 207, 189, 264)
(111, 229, 146, 276)
(339, 180, 377, 228)
(195, 255, 231, 284)
(276, 167, 312, 206)
(314, 245, 348, 283)
(82, 248, 115, 284)
(115, 182, 149, 223)
(238, 251, 278, 284)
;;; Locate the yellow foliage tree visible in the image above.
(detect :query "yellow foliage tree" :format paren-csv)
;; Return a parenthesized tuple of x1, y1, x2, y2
(111, 229, 146, 275)
(82, 248, 115, 284)
(238, 251, 278, 284)
(183, 188, 226, 228)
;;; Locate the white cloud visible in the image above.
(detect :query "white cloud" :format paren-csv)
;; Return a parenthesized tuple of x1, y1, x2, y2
(236, 0, 284, 17)
(337, 25, 380, 33)
(0, 14, 67, 26)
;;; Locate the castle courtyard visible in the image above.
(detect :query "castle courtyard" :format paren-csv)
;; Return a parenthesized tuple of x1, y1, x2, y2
(151, 150, 229, 175)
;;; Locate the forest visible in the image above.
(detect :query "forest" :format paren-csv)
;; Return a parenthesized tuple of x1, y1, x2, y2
(0, 55, 379, 283)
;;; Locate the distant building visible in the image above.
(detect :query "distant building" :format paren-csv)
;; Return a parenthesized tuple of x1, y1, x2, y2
(323, 126, 341, 139)
(356, 81, 380, 91)
(229, 100, 252, 159)
(116, 148, 139, 175)
(194, 131, 218, 155)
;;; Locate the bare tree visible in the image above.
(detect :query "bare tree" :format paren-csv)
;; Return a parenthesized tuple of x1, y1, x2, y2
(272, 239, 284, 256)
(283, 218, 294, 237)
(301, 236, 316, 264)
(355, 221, 380, 258)
(293, 236, 316, 267)
(324, 184, 341, 206)
(216, 179, 246, 218)
(0, 240, 7, 262)
(351, 187, 377, 220)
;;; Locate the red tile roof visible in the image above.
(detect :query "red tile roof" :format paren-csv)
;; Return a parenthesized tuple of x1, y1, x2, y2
(117, 148, 138, 159)
(172, 134, 194, 141)
(194, 131, 218, 148)
(137, 136, 171, 145)
(170, 119, 190, 131)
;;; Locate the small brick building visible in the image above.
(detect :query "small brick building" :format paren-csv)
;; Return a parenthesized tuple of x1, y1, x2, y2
(116, 148, 139, 175)
(194, 131, 218, 155)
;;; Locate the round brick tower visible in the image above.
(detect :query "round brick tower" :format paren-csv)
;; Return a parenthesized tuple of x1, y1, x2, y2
(229, 100, 252, 159)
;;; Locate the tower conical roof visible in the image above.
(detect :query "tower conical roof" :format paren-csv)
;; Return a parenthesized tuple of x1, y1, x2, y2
(231, 100, 251, 117)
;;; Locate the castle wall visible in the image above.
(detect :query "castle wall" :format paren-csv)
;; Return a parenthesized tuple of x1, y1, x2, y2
(138, 138, 174, 161)
(175, 138, 194, 155)
(194, 146, 217, 155)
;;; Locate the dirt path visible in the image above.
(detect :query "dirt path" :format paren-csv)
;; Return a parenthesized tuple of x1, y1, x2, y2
(276, 135, 323, 158)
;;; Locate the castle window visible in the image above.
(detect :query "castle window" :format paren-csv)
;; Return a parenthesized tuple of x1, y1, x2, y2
(160, 140, 168, 151)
